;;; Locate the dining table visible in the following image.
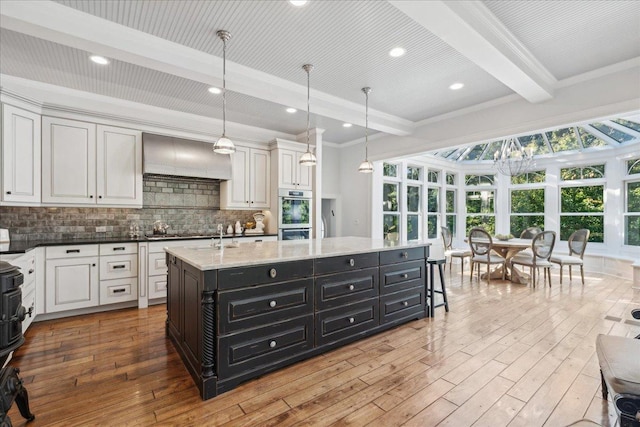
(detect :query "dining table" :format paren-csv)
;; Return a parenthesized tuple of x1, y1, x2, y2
(470, 237, 533, 284)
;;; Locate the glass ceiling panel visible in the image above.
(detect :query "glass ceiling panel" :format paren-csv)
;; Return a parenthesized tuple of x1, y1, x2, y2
(578, 127, 608, 148)
(612, 119, 640, 134)
(481, 141, 504, 160)
(546, 127, 580, 152)
(518, 134, 549, 155)
(589, 123, 635, 143)
(464, 144, 487, 161)
(437, 149, 457, 158)
(449, 149, 467, 161)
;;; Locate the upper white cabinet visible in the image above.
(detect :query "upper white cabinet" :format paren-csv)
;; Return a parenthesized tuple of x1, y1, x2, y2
(276, 148, 312, 190)
(42, 117, 142, 206)
(1, 104, 41, 204)
(220, 146, 270, 209)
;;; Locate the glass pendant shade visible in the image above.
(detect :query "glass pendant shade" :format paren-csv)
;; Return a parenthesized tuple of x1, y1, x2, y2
(359, 87, 373, 173)
(358, 159, 374, 173)
(213, 30, 235, 155)
(300, 64, 316, 167)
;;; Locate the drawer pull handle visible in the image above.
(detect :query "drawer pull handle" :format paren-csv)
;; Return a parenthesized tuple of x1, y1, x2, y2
(348, 284, 355, 291)
(401, 273, 408, 279)
(113, 247, 126, 251)
(402, 251, 409, 258)
(269, 268, 277, 279)
(349, 259, 355, 267)
(112, 265, 126, 269)
(28, 269, 34, 275)
(348, 317, 355, 324)
(66, 249, 80, 254)
(269, 340, 277, 348)
(403, 301, 409, 306)
(269, 300, 277, 308)
(112, 288, 126, 294)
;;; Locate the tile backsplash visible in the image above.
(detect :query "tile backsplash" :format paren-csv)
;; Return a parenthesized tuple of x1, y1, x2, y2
(0, 175, 264, 241)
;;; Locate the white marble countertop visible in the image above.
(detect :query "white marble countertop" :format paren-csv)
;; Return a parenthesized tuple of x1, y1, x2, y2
(164, 236, 430, 270)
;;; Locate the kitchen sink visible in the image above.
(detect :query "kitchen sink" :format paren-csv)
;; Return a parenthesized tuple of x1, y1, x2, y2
(145, 234, 217, 241)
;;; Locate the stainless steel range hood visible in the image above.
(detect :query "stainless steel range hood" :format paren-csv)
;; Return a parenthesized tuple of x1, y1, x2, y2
(142, 133, 232, 180)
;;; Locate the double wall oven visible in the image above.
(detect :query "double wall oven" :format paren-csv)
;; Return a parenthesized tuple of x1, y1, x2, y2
(278, 189, 312, 240)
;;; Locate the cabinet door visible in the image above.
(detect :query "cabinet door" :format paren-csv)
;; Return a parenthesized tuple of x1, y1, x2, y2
(1, 105, 41, 204)
(226, 146, 250, 207)
(278, 149, 297, 189)
(45, 256, 99, 312)
(42, 117, 96, 204)
(249, 148, 270, 208)
(96, 125, 142, 206)
(295, 151, 313, 190)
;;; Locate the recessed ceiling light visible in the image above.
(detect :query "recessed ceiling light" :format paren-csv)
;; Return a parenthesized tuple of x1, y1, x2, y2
(343, 123, 353, 128)
(289, 0, 307, 6)
(389, 47, 406, 58)
(286, 107, 297, 113)
(449, 82, 465, 90)
(208, 87, 222, 94)
(90, 55, 109, 65)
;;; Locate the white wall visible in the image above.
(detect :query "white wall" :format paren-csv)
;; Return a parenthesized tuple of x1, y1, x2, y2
(322, 145, 341, 196)
(338, 143, 373, 237)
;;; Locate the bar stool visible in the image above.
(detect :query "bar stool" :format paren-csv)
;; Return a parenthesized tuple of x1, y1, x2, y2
(427, 257, 449, 317)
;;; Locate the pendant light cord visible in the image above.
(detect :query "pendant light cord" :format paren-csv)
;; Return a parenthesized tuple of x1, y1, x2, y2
(222, 36, 227, 137)
(365, 89, 369, 160)
(306, 66, 311, 150)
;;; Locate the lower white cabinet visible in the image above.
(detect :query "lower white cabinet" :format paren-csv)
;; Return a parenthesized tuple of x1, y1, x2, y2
(45, 247, 99, 313)
(99, 243, 138, 305)
(1, 249, 37, 332)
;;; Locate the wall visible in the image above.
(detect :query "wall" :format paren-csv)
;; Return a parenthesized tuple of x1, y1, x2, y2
(338, 143, 373, 238)
(0, 175, 261, 240)
(322, 145, 341, 197)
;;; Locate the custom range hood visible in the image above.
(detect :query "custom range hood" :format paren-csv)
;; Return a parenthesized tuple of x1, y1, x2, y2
(142, 133, 232, 180)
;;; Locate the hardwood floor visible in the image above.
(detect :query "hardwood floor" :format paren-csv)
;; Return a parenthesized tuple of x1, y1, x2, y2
(6, 269, 639, 426)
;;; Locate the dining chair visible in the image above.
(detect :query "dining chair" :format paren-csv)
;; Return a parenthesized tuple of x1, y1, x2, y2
(520, 226, 542, 239)
(510, 230, 556, 287)
(468, 227, 506, 284)
(440, 226, 472, 277)
(549, 229, 590, 284)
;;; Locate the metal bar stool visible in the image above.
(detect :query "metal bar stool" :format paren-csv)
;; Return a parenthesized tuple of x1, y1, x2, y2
(427, 257, 449, 317)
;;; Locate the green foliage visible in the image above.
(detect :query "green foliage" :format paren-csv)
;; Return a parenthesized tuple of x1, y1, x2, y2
(612, 119, 640, 133)
(561, 185, 604, 213)
(560, 216, 603, 242)
(446, 190, 455, 213)
(407, 166, 421, 181)
(446, 173, 456, 185)
(511, 170, 545, 184)
(578, 127, 608, 148)
(561, 164, 605, 180)
(466, 190, 494, 214)
(628, 158, 640, 175)
(407, 214, 419, 240)
(383, 163, 397, 177)
(446, 215, 456, 236)
(428, 171, 439, 183)
(466, 216, 495, 236)
(407, 185, 420, 212)
(518, 134, 549, 155)
(629, 181, 640, 212)
(383, 214, 399, 240)
(465, 174, 495, 186)
(427, 214, 438, 239)
(427, 188, 439, 213)
(546, 127, 579, 152)
(511, 189, 544, 213)
(625, 216, 640, 246)
(590, 123, 634, 143)
(510, 215, 544, 237)
(383, 183, 398, 211)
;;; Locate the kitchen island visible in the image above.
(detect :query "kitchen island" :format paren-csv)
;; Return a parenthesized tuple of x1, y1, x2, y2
(165, 237, 430, 400)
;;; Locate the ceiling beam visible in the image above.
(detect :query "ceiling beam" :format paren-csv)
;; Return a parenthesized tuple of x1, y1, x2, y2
(389, 0, 556, 103)
(0, 0, 414, 136)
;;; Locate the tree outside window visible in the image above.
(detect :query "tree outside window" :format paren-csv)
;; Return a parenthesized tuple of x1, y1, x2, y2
(427, 188, 439, 239)
(383, 182, 399, 241)
(560, 185, 604, 242)
(446, 189, 456, 236)
(510, 189, 544, 236)
(407, 185, 421, 240)
(465, 190, 495, 235)
(625, 158, 640, 246)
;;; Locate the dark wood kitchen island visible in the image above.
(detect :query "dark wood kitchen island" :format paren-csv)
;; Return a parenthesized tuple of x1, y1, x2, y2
(164, 237, 430, 400)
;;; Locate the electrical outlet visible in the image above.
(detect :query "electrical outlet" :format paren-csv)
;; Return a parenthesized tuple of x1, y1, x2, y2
(96, 226, 107, 233)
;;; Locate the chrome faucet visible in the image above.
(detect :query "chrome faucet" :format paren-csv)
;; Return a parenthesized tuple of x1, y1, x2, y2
(214, 224, 224, 250)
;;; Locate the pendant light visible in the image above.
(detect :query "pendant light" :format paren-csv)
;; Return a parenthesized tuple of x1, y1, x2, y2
(299, 64, 317, 167)
(213, 30, 236, 155)
(358, 87, 374, 173)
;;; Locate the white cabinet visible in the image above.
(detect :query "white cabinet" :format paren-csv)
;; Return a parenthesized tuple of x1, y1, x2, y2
(276, 148, 312, 190)
(1, 104, 41, 204)
(42, 117, 142, 206)
(221, 146, 270, 209)
(99, 243, 138, 305)
(1, 250, 37, 332)
(45, 245, 99, 313)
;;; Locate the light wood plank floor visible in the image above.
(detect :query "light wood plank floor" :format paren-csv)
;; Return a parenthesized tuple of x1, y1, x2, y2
(6, 269, 640, 426)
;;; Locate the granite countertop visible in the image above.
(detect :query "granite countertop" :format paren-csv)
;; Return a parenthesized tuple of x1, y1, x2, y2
(165, 236, 431, 270)
(0, 233, 278, 255)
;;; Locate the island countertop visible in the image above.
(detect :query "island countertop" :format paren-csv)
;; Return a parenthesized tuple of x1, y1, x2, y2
(164, 236, 431, 270)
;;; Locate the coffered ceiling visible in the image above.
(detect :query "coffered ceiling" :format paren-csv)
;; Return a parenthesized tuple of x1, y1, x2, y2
(1, 1, 639, 146)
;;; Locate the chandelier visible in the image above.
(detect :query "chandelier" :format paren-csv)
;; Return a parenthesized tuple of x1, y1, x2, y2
(493, 138, 534, 176)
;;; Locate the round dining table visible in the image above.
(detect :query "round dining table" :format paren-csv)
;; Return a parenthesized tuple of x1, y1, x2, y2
(469, 237, 533, 284)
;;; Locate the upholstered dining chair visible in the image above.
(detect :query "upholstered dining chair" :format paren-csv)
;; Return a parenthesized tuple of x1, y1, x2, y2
(510, 230, 556, 287)
(440, 226, 472, 277)
(550, 229, 590, 284)
(468, 227, 506, 284)
(520, 226, 542, 239)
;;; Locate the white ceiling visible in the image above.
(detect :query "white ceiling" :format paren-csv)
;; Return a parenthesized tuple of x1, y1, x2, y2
(0, 0, 639, 145)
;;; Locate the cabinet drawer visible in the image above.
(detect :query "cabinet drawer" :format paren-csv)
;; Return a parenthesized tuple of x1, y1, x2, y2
(148, 275, 167, 299)
(148, 252, 168, 276)
(100, 277, 138, 305)
(46, 245, 99, 259)
(22, 289, 36, 334)
(315, 267, 379, 310)
(218, 315, 313, 378)
(100, 254, 138, 280)
(314, 252, 378, 275)
(315, 298, 379, 346)
(100, 242, 138, 255)
(380, 287, 425, 324)
(218, 278, 313, 334)
(380, 260, 425, 294)
(379, 247, 426, 265)
(218, 260, 313, 290)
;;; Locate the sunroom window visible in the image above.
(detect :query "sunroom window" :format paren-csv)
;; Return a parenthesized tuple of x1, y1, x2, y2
(559, 164, 605, 242)
(625, 157, 640, 246)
